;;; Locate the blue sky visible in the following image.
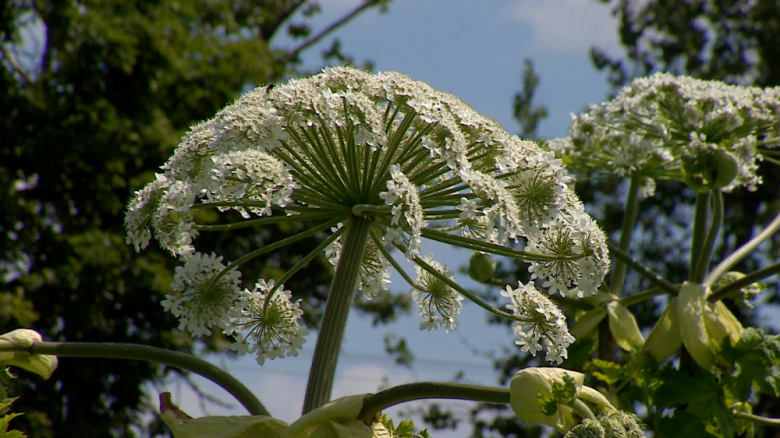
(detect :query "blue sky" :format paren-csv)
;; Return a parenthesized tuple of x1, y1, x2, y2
(155, 0, 624, 432)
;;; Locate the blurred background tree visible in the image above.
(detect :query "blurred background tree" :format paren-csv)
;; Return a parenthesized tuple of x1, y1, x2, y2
(0, 1, 396, 436)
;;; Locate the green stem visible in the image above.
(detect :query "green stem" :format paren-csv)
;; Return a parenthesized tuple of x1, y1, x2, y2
(357, 382, 509, 422)
(193, 211, 340, 232)
(369, 230, 420, 288)
(704, 209, 780, 288)
(570, 398, 597, 420)
(692, 190, 723, 283)
(733, 411, 780, 426)
(610, 175, 641, 296)
(607, 243, 678, 295)
(0, 341, 267, 416)
(421, 228, 582, 262)
(411, 253, 524, 323)
(302, 217, 372, 413)
(352, 204, 392, 216)
(210, 218, 343, 286)
(619, 287, 672, 307)
(708, 260, 780, 302)
(689, 191, 711, 280)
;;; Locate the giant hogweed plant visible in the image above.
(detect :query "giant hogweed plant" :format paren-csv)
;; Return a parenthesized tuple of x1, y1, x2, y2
(0, 68, 778, 437)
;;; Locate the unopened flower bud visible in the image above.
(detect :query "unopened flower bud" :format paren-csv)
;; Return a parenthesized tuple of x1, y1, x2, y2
(281, 394, 373, 438)
(467, 252, 497, 283)
(159, 392, 288, 438)
(681, 143, 739, 192)
(677, 282, 743, 370)
(606, 301, 645, 351)
(0, 329, 58, 379)
(569, 308, 607, 340)
(510, 368, 615, 433)
(638, 298, 682, 362)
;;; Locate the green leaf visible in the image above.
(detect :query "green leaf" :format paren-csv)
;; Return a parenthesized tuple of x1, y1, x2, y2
(535, 393, 558, 417)
(552, 373, 578, 401)
(591, 359, 626, 385)
(653, 366, 733, 438)
(0, 397, 26, 438)
(721, 328, 780, 400)
(656, 410, 719, 438)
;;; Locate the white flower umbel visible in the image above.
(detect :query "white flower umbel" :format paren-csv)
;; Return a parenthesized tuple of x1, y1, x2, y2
(163, 252, 242, 337)
(410, 255, 464, 332)
(502, 282, 575, 364)
(126, 65, 608, 301)
(229, 280, 308, 365)
(556, 72, 780, 194)
(527, 216, 610, 298)
(125, 66, 608, 409)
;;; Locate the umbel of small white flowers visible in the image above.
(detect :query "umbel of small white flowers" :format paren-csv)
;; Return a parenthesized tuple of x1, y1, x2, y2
(125, 66, 609, 365)
(549, 72, 780, 197)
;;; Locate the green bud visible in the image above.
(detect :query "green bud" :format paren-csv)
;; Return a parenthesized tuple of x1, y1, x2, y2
(570, 308, 607, 340)
(681, 144, 739, 192)
(713, 271, 764, 308)
(565, 419, 605, 438)
(281, 394, 374, 438)
(510, 368, 616, 433)
(0, 329, 58, 379)
(638, 298, 682, 362)
(677, 282, 716, 369)
(711, 148, 739, 190)
(677, 282, 745, 370)
(606, 302, 645, 351)
(159, 392, 288, 438)
(467, 252, 496, 283)
(703, 300, 743, 350)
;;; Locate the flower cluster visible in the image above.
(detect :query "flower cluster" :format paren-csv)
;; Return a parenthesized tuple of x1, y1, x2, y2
(126, 66, 608, 360)
(229, 280, 308, 365)
(410, 255, 464, 332)
(551, 72, 780, 195)
(162, 252, 242, 337)
(502, 283, 575, 364)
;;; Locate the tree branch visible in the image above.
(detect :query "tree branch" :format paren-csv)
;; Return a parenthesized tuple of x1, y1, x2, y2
(288, 0, 383, 60)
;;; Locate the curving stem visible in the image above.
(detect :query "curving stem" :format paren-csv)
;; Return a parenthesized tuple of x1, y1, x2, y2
(0, 341, 268, 416)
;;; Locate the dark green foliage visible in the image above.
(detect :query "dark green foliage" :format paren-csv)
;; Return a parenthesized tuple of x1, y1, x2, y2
(591, 0, 780, 88)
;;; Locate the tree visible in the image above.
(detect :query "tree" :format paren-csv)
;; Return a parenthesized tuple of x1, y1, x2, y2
(0, 1, 393, 436)
(590, 0, 780, 88)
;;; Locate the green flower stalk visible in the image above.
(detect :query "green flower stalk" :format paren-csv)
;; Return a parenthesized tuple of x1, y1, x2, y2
(124, 66, 609, 409)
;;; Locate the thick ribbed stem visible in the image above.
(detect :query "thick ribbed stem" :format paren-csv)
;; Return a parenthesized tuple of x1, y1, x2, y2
(302, 217, 371, 413)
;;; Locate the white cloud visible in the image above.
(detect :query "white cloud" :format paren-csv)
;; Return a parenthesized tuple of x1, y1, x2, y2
(507, 0, 621, 54)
